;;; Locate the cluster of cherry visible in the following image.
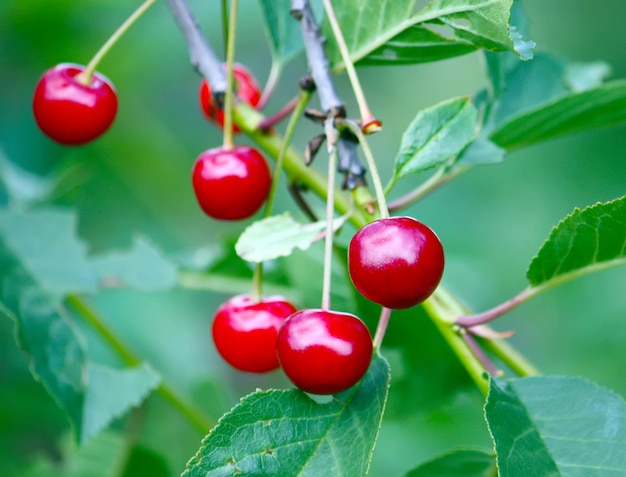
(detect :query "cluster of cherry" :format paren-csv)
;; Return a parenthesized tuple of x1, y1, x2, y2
(31, 62, 444, 395)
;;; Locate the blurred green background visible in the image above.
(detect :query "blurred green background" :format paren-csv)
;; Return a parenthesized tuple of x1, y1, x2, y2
(1, 1, 625, 476)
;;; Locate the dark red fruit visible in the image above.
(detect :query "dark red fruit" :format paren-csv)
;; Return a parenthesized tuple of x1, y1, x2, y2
(348, 216, 444, 309)
(191, 145, 271, 220)
(199, 63, 262, 133)
(212, 294, 297, 373)
(276, 309, 373, 395)
(32, 63, 118, 145)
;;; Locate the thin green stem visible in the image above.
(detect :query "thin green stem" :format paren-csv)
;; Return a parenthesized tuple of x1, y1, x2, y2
(337, 119, 388, 218)
(481, 337, 540, 377)
(421, 289, 490, 395)
(222, 0, 239, 150)
(322, 0, 378, 131)
(65, 294, 214, 434)
(221, 0, 229, 59)
(321, 145, 338, 311)
(258, 61, 281, 110)
(78, 0, 157, 85)
(372, 307, 391, 350)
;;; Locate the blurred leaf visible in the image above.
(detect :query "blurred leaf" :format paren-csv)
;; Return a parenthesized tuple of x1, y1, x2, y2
(0, 209, 163, 444)
(235, 212, 348, 263)
(120, 444, 171, 477)
(455, 135, 505, 165)
(0, 208, 178, 297)
(485, 376, 626, 477)
(258, 0, 304, 65)
(526, 195, 626, 288)
(182, 354, 390, 477)
(0, 148, 56, 206)
(490, 80, 626, 150)
(326, 0, 528, 70)
(389, 97, 477, 188)
(403, 448, 495, 477)
(92, 237, 178, 291)
(82, 363, 159, 443)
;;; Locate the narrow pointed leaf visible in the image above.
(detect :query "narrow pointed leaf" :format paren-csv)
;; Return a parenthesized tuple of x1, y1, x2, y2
(403, 448, 496, 477)
(485, 376, 626, 477)
(491, 80, 626, 150)
(390, 97, 477, 187)
(325, 0, 528, 70)
(182, 354, 390, 477)
(526, 195, 626, 288)
(235, 212, 348, 263)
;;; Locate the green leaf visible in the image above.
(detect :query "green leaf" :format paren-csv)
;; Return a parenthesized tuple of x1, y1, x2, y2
(526, 195, 626, 288)
(389, 97, 477, 188)
(490, 80, 626, 150)
(235, 212, 348, 263)
(0, 208, 164, 444)
(258, 0, 305, 66)
(182, 353, 390, 477)
(325, 0, 527, 70)
(485, 376, 626, 477)
(403, 448, 495, 477)
(0, 208, 177, 297)
(92, 237, 178, 291)
(83, 363, 160, 442)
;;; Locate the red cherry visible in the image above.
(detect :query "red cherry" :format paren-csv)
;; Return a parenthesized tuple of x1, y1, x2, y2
(191, 145, 271, 220)
(276, 309, 373, 395)
(212, 294, 297, 373)
(199, 63, 262, 133)
(32, 63, 118, 145)
(348, 217, 444, 309)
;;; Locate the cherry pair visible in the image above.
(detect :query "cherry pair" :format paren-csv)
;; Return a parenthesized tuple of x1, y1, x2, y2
(212, 295, 373, 395)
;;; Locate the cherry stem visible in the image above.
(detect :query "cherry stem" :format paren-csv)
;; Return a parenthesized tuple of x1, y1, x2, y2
(456, 287, 537, 328)
(78, 0, 157, 85)
(65, 294, 214, 433)
(461, 330, 501, 376)
(372, 307, 392, 350)
(258, 94, 300, 131)
(258, 61, 282, 110)
(321, 142, 338, 311)
(322, 0, 379, 131)
(387, 166, 463, 212)
(222, 0, 239, 151)
(336, 119, 389, 218)
(251, 89, 312, 301)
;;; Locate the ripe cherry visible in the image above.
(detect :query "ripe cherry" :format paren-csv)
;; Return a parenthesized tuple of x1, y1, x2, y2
(192, 145, 271, 220)
(32, 63, 118, 145)
(276, 309, 373, 395)
(212, 294, 297, 373)
(348, 216, 444, 309)
(199, 63, 262, 133)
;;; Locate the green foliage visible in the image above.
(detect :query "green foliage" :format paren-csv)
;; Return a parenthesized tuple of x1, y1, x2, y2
(182, 354, 390, 477)
(485, 376, 626, 476)
(235, 212, 347, 263)
(2, 0, 626, 476)
(403, 448, 496, 477)
(324, 0, 530, 70)
(389, 97, 477, 189)
(527, 195, 626, 288)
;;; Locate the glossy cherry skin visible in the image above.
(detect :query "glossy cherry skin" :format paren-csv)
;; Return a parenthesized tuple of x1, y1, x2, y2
(212, 294, 297, 373)
(348, 217, 444, 309)
(199, 63, 262, 133)
(276, 309, 373, 395)
(192, 145, 271, 220)
(32, 63, 118, 145)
